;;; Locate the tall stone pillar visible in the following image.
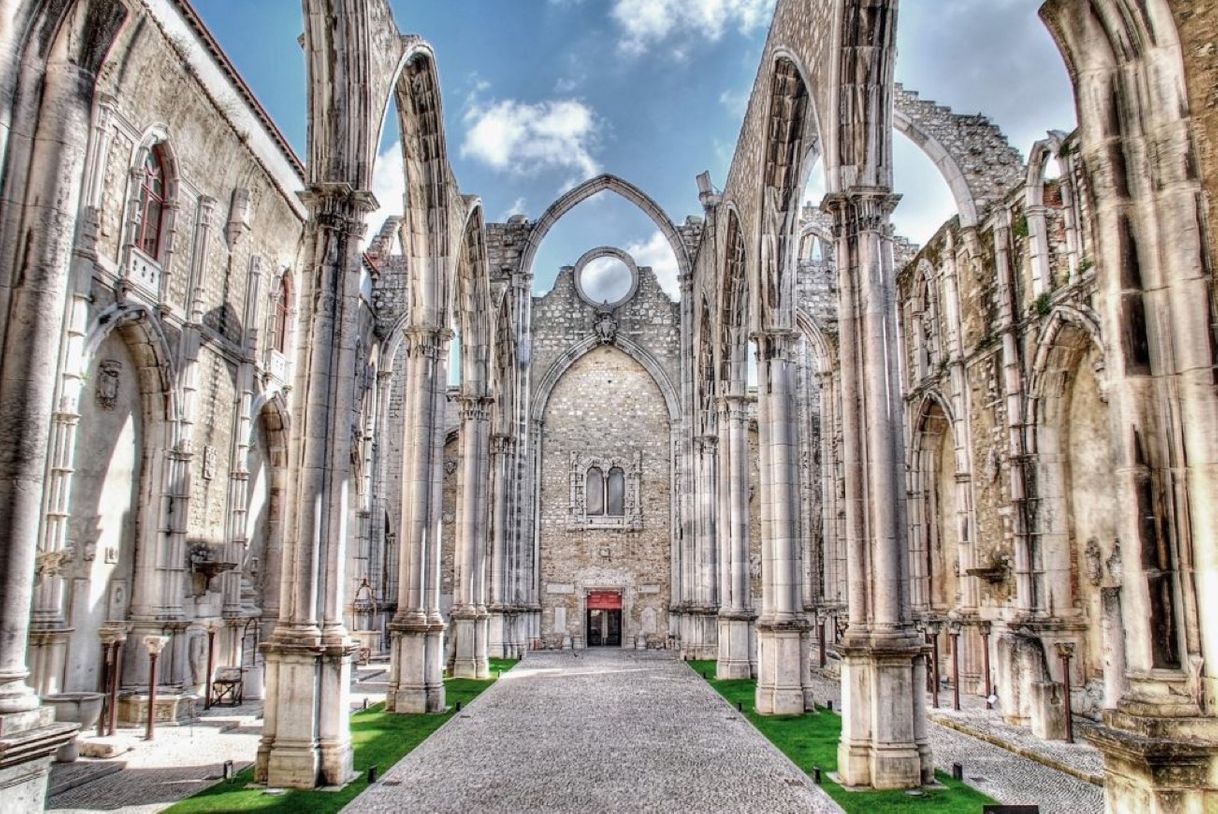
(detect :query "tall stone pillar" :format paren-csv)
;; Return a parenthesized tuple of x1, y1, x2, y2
(386, 326, 450, 713)
(754, 331, 808, 715)
(452, 395, 492, 679)
(684, 433, 718, 660)
(716, 395, 753, 679)
(487, 433, 512, 658)
(826, 189, 931, 789)
(255, 186, 370, 789)
(0, 15, 127, 800)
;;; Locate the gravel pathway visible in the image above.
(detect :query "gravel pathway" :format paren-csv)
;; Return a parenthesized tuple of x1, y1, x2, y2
(347, 649, 841, 814)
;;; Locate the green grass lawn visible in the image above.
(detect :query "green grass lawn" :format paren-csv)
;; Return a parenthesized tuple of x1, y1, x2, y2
(166, 658, 519, 814)
(687, 660, 996, 814)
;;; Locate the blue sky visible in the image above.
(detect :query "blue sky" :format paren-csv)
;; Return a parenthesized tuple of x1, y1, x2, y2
(194, 0, 1075, 300)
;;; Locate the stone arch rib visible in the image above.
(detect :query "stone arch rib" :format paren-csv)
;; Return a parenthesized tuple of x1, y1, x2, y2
(521, 174, 691, 282)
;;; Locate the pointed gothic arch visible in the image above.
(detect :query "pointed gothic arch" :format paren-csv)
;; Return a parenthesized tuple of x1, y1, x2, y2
(521, 174, 691, 284)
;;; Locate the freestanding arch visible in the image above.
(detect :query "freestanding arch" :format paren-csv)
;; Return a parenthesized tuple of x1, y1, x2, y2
(521, 174, 692, 283)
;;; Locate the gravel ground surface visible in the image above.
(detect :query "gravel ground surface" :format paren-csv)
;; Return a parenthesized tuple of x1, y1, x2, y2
(348, 649, 841, 814)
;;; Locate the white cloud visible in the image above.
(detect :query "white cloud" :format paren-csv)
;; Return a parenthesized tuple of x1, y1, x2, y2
(462, 98, 600, 180)
(499, 197, 529, 221)
(625, 230, 680, 299)
(581, 255, 634, 304)
(366, 139, 405, 247)
(611, 0, 776, 55)
(718, 87, 749, 118)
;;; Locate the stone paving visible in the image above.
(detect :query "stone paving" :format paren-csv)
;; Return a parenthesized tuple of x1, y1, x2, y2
(45, 703, 262, 813)
(806, 673, 1104, 814)
(348, 650, 841, 814)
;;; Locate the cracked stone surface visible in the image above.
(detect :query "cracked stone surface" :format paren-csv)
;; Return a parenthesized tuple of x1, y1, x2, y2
(348, 650, 840, 813)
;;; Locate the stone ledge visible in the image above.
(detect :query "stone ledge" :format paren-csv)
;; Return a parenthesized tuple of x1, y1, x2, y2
(0, 720, 78, 770)
(929, 712, 1104, 786)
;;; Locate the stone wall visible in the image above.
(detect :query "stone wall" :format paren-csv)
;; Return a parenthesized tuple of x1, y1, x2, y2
(538, 346, 672, 647)
(1174, 1, 1218, 272)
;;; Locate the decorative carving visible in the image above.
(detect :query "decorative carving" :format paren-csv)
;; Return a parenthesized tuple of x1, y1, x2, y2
(593, 310, 618, 344)
(95, 360, 122, 410)
(444, 459, 458, 476)
(202, 445, 217, 480)
(35, 549, 74, 580)
(1084, 537, 1104, 587)
(1105, 539, 1123, 586)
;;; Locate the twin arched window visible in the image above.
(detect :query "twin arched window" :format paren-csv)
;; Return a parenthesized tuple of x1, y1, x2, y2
(136, 147, 167, 259)
(585, 466, 625, 517)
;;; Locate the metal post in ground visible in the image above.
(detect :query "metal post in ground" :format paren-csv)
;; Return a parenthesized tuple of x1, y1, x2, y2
(980, 621, 993, 710)
(143, 635, 170, 741)
(205, 625, 217, 710)
(1056, 641, 1075, 743)
(949, 623, 961, 711)
(817, 619, 826, 668)
(928, 622, 941, 709)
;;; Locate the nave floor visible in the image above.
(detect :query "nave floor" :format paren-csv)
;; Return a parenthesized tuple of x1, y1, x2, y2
(347, 649, 840, 813)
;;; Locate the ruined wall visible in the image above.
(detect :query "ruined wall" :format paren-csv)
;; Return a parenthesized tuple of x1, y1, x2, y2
(1173, 2, 1218, 273)
(538, 346, 672, 646)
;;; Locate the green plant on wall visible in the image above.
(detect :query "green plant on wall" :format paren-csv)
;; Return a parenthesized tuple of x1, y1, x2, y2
(1013, 215, 1030, 239)
(1035, 292, 1052, 317)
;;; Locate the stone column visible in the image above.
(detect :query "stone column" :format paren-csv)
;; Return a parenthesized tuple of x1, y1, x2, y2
(826, 189, 930, 789)
(452, 394, 492, 679)
(685, 433, 718, 659)
(0, 41, 115, 806)
(716, 395, 753, 679)
(223, 253, 263, 621)
(754, 331, 807, 715)
(487, 433, 511, 658)
(386, 327, 450, 713)
(255, 186, 370, 789)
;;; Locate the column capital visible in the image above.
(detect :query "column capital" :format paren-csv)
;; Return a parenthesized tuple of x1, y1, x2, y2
(456, 394, 494, 422)
(299, 183, 379, 238)
(821, 187, 901, 239)
(716, 394, 751, 421)
(751, 329, 798, 359)
(403, 326, 454, 359)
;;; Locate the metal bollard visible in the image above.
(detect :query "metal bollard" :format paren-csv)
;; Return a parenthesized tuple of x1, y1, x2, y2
(223, 760, 234, 781)
(812, 766, 822, 785)
(826, 699, 833, 712)
(368, 765, 379, 784)
(455, 700, 462, 712)
(951, 762, 963, 781)
(736, 701, 743, 712)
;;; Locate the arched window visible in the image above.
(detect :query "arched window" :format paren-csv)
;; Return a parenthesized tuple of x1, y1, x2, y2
(586, 467, 604, 516)
(606, 467, 625, 516)
(274, 275, 292, 353)
(136, 146, 166, 259)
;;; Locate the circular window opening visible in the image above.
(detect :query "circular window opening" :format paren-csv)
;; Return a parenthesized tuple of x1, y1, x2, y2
(574, 247, 639, 308)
